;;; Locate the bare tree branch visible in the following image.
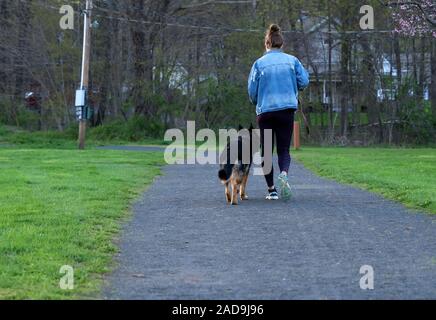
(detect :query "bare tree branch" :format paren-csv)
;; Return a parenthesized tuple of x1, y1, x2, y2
(181, 0, 253, 9)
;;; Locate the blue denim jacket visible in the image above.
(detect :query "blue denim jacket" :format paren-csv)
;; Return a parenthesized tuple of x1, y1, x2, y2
(248, 49, 309, 115)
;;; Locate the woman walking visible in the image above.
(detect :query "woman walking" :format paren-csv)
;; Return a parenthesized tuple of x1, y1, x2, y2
(248, 24, 309, 200)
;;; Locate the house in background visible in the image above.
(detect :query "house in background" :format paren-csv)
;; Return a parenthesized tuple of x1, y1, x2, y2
(291, 14, 432, 116)
(377, 54, 431, 102)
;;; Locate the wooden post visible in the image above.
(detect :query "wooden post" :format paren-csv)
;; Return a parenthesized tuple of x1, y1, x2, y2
(78, 0, 92, 150)
(294, 121, 301, 150)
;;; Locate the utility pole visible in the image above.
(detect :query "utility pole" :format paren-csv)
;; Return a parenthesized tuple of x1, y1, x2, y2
(78, 0, 93, 150)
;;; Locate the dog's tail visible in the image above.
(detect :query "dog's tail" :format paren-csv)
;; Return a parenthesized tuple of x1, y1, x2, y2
(218, 169, 228, 181)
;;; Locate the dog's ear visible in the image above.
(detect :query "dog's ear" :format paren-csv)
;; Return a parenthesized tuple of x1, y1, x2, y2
(238, 124, 243, 131)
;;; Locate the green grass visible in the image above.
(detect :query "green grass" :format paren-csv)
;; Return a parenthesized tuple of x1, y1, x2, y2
(0, 148, 164, 299)
(0, 125, 166, 149)
(294, 147, 436, 214)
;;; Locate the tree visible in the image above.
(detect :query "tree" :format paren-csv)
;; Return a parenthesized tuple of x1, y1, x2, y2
(385, 0, 435, 118)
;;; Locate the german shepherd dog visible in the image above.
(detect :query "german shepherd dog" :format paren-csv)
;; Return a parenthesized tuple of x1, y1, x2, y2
(218, 125, 255, 205)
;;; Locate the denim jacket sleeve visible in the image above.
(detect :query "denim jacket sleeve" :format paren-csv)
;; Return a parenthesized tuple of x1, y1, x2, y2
(295, 59, 310, 91)
(248, 62, 260, 105)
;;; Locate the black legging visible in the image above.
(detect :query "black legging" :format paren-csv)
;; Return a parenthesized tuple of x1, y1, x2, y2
(257, 108, 295, 188)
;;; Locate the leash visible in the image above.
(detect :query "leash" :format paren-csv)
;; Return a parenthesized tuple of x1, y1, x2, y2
(298, 97, 311, 136)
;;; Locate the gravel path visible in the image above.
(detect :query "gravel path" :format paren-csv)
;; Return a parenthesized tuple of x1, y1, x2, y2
(104, 147, 436, 299)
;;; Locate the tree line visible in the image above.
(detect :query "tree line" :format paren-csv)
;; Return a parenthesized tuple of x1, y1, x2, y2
(0, 0, 435, 145)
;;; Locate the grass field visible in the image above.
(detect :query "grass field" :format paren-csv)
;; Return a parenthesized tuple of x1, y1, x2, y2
(294, 147, 436, 214)
(0, 148, 164, 299)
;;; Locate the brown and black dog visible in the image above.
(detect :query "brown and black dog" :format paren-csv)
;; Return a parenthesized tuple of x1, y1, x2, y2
(218, 125, 255, 205)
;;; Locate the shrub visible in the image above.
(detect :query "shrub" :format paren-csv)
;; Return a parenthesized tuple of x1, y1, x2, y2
(399, 100, 435, 145)
(88, 116, 165, 142)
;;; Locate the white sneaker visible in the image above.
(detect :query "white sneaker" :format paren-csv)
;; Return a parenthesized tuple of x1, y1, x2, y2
(266, 189, 279, 200)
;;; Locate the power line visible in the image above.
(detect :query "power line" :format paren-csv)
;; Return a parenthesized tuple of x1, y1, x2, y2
(13, 0, 403, 35)
(181, 0, 254, 9)
(18, 0, 66, 12)
(92, 6, 398, 35)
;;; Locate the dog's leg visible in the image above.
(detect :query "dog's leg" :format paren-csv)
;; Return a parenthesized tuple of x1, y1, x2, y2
(240, 175, 249, 200)
(231, 181, 239, 205)
(225, 182, 231, 204)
